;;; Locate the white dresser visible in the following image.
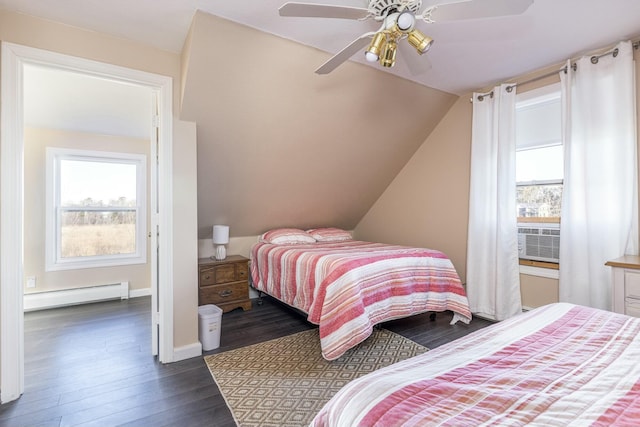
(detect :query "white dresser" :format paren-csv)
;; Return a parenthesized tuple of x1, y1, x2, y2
(606, 255, 640, 317)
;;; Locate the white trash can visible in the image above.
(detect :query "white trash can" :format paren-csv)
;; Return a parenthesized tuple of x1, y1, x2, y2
(198, 304, 223, 351)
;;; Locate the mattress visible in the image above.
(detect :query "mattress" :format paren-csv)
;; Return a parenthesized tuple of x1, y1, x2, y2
(251, 239, 471, 360)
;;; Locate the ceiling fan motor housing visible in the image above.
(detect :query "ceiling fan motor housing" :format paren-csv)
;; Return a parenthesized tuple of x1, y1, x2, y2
(368, 0, 422, 17)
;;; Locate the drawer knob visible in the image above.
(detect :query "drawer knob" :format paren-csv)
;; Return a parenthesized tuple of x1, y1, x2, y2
(204, 275, 211, 280)
(219, 290, 233, 298)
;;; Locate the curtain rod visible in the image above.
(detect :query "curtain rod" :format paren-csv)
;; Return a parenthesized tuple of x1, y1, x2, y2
(504, 63, 577, 93)
(470, 40, 639, 103)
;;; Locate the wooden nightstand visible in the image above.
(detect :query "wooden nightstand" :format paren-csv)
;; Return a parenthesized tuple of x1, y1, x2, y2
(606, 255, 640, 317)
(198, 255, 252, 313)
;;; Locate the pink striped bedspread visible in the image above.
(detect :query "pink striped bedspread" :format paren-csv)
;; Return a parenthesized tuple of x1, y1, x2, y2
(312, 303, 640, 426)
(250, 240, 471, 360)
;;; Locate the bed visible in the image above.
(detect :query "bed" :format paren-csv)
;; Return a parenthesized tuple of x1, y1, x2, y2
(311, 302, 640, 426)
(250, 228, 471, 361)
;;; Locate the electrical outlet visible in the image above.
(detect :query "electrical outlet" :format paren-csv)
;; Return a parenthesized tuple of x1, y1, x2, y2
(26, 276, 36, 288)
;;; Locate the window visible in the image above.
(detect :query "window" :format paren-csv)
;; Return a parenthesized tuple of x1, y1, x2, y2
(516, 83, 563, 221)
(46, 148, 147, 271)
(516, 84, 562, 270)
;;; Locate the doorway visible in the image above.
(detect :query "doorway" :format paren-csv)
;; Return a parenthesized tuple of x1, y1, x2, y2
(1, 42, 175, 403)
(23, 64, 152, 303)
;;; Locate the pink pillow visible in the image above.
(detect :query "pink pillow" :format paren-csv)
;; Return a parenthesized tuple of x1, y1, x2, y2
(306, 228, 352, 242)
(260, 228, 316, 244)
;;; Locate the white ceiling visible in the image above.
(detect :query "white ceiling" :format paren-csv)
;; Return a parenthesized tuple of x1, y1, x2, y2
(2, 0, 640, 95)
(23, 64, 152, 139)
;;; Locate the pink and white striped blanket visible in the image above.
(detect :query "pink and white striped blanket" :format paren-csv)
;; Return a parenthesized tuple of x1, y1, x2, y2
(312, 303, 640, 426)
(250, 240, 471, 360)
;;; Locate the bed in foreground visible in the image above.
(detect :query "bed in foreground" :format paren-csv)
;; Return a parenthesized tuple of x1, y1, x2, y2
(250, 228, 471, 360)
(312, 302, 640, 426)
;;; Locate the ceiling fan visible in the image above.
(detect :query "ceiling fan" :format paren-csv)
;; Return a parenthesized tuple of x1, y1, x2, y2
(279, 0, 534, 74)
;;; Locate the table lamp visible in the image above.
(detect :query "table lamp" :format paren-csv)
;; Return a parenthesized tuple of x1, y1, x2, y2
(212, 225, 229, 260)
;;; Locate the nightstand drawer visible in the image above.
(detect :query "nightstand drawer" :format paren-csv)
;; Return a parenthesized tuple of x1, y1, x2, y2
(625, 270, 640, 299)
(200, 282, 248, 305)
(237, 262, 248, 280)
(200, 264, 237, 287)
(626, 297, 640, 317)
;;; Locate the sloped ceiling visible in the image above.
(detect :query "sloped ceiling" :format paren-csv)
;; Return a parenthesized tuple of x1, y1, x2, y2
(181, 12, 458, 238)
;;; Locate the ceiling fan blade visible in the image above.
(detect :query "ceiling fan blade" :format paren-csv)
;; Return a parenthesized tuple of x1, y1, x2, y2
(315, 33, 375, 74)
(279, 2, 370, 20)
(429, 0, 534, 22)
(423, 0, 472, 7)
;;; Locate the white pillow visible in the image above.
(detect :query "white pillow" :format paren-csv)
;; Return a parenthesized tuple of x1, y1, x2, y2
(306, 228, 352, 242)
(259, 228, 316, 244)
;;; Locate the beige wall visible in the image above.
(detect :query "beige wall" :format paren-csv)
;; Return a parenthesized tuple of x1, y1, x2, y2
(181, 12, 458, 239)
(172, 120, 199, 349)
(23, 127, 151, 294)
(520, 274, 558, 309)
(354, 96, 472, 281)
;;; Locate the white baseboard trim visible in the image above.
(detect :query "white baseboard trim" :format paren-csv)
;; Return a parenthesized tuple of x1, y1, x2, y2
(24, 282, 130, 312)
(173, 342, 202, 362)
(129, 287, 152, 298)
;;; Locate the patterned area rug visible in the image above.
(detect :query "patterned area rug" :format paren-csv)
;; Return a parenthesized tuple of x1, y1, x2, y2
(205, 328, 428, 427)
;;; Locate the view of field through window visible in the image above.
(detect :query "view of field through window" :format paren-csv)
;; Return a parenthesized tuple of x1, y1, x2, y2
(60, 159, 138, 259)
(515, 129, 563, 218)
(516, 184, 562, 218)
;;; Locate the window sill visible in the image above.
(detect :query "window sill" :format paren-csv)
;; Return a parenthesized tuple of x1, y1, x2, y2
(517, 217, 561, 224)
(519, 263, 559, 279)
(46, 255, 146, 272)
(519, 259, 558, 270)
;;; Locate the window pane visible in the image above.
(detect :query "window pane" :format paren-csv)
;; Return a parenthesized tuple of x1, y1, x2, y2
(516, 145, 563, 183)
(517, 184, 563, 218)
(60, 159, 137, 207)
(60, 210, 136, 258)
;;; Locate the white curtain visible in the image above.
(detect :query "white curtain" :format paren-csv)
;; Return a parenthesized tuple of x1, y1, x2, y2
(467, 84, 522, 321)
(559, 41, 638, 310)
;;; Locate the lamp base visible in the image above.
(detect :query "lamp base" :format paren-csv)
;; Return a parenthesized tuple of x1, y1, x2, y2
(215, 245, 227, 261)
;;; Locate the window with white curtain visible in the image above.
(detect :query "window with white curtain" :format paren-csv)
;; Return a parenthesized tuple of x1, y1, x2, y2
(45, 148, 147, 271)
(515, 83, 562, 269)
(515, 83, 562, 220)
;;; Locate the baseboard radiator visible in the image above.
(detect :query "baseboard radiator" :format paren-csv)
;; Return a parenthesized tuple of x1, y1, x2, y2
(24, 281, 129, 312)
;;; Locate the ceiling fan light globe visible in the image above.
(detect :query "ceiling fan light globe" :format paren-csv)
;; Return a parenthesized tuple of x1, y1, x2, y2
(396, 11, 415, 32)
(365, 51, 379, 62)
(365, 32, 386, 63)
(407, 30, 433, 54)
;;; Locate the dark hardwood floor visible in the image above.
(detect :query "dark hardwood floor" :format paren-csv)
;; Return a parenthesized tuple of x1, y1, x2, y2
(0, 296, 493, 426)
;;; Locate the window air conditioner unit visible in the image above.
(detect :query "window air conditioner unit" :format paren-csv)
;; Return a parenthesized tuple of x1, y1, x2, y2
(517, 223, 560, 263)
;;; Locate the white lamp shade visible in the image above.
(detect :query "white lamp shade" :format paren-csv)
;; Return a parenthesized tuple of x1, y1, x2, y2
(212, 225, 229, 244)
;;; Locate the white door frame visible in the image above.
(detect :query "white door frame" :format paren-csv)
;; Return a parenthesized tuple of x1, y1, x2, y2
(0, 42, 175, 403)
